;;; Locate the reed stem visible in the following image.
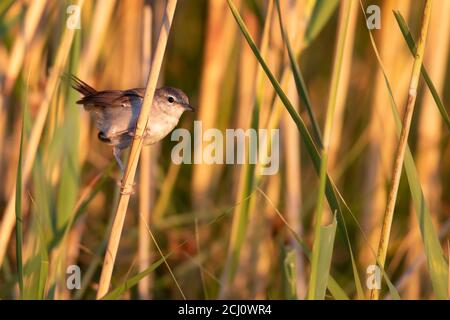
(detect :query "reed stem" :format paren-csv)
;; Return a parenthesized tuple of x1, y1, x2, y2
(96, 0, 177, 299)
(138, 3, 153, 300)
(370, 0, 433, 300)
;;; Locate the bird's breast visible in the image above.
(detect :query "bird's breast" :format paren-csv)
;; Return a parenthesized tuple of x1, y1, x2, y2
(144, 114, 180, 145)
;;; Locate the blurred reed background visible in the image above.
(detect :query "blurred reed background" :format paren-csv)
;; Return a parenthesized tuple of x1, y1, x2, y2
(0, 0, 449, 300)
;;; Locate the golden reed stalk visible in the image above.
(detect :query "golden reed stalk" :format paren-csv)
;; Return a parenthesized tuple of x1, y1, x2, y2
(360, 0, 411, 272)
(96, 0, 178, 299)
(404, 0, 449, 298)
(0, 0, 85, 268)
(370, 0, 433, 300)
(191, 0, 239, 207)
(138, 3, 153, 300)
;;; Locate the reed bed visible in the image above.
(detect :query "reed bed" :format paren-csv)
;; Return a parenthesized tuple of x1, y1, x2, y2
(0, 0, 449, 300)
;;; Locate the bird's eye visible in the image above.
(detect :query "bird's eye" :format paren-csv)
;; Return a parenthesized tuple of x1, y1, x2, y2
(168, 96, 175, 103)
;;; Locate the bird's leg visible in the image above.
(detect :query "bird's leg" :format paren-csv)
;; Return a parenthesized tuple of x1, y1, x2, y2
(113, 147, 136, 195)
(113, 147, 124, 174)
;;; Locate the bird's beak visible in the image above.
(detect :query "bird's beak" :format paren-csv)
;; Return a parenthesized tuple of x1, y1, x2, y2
(182, 103, 195, 112)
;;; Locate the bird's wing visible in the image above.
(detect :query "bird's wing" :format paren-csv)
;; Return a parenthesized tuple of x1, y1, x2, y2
(69, 74, 147, 141)
(78, 89, 145, 140)
(76, 89, 143, 109)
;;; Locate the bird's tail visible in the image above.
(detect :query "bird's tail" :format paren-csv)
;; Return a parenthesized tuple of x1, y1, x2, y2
(63, 74, 97, 96)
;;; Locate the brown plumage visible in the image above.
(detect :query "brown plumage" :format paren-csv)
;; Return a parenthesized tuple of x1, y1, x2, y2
(68, 74, 193, 171)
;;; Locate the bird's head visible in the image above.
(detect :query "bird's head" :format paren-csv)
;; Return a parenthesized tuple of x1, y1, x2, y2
(155, 87, 194, 117)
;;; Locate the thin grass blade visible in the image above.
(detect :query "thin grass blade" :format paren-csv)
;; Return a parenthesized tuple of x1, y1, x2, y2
(226, 0, 345, 230)
(307, 216, 337, 299)
(338, 210, 364, 299)
(363, 5, 448, 299)
(102, 254, 170, 300)
(394, 11, 450, 131)
(275, 0, 323, 147)
(283, 248, 298, 299)
(308, 0, 353, 300)
(14, 96, 26, 299)
(257, 188, 349, 300)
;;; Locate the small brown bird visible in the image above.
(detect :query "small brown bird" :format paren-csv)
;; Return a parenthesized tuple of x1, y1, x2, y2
(69, 75, 193, 171)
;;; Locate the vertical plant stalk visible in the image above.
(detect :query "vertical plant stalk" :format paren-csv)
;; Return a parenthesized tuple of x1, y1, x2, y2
(227, 0, 349, 256)
(1, 0, 46, 195)
(404, 0, 449, 299)
(78, 0, 116, 79)
(307, 0, 353, 300)
(448, 242, 450, 299)
(360, 0, 412, 271)
(151, 163, 181, 223)
(4, 0, 47, 93)
(219, 0, 272, 298)
(0, 0, 85, 268)
(96, 0, 177, 299)
(227, 7, 258, 298)
(327, 1, 358, 168)
(15, 102, 26, 299)
(77, 0, 117, 165)
(191, 0, 239, 207)
(275, 0, 309, 298)
(138, 3, 153, 300)
(370, 0, 432, 300)
(276, 0, 322, 147)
